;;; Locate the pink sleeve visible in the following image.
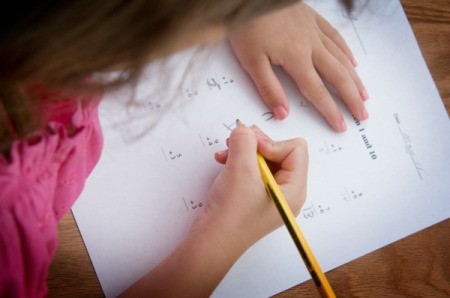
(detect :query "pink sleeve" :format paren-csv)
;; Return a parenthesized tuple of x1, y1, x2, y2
(0, 136, 61, 297)
(0, 99, 103, 297)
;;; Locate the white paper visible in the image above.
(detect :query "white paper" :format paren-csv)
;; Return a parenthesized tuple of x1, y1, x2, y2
(72, 1, 450, 297)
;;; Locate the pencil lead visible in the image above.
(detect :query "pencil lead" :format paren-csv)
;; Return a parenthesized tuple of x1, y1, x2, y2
(236, 119, 245, 127)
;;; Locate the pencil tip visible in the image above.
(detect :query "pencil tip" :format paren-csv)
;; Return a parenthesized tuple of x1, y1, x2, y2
(236, 119, 244, 127)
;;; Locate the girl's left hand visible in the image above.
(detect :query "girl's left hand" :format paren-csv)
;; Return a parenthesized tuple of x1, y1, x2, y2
(229, 2, 368, 132)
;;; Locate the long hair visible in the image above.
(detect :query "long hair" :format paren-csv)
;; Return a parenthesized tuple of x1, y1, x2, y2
(0, 0, 353, 155)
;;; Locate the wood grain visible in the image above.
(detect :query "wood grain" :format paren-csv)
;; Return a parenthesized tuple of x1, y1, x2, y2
(47, 1, 450, 297)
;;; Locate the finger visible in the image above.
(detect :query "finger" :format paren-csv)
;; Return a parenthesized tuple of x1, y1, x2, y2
(250, 125, 308, 211)
(250, 125, 272, 142)
(259, 136, 309, 204)
(251, 125, 276, 157)
(214, 149, 228, 164)
(217, 125, 271, 164)
(251, 124, 306, 170)
(321, 33, 369, 101)
(272, 138, 308, 213)
(226, 126, 258, 171)
(242, 57, 290, 120)
(315, 12, 357, 67)
(313, 45, 368, 121)
(284, 59, 347, 132)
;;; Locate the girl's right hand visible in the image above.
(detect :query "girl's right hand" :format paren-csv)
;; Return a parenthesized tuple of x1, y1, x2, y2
(122, 125, 308, 297)
(191, 124, 308, 252)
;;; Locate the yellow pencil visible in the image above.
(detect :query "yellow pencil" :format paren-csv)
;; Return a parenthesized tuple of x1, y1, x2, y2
(236, 119, 335, 298)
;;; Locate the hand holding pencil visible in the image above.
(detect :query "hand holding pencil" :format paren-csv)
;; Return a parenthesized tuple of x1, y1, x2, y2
(210, 121, 308, 247)
(137, 120, 322, 297)
(245, 121, 336, 297)
(214, 120, 334, 297)
(123, 120, 308, 297)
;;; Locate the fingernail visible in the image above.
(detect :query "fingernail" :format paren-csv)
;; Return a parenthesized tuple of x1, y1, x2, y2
(273, 106, 288, 120)
(352, 58, 358, 67)
(215, 149, 228, 157)
(252, 125, 271, 140)
(340, 120, 347, 132)
(254, 130, 270, 142)
(361, 108, 369, 120)
(256, 134, 271, 148)
(226, 138, 230, 147)
(361, 89, 369, 101)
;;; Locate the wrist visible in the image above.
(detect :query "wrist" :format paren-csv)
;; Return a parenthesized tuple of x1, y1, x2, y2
(122, 208, 252, 297)
(190, 213, 246, 260)
(190, 205, 263, 260)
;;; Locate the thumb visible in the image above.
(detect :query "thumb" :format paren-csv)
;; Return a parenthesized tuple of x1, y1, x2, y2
(226, 126, 258, 172)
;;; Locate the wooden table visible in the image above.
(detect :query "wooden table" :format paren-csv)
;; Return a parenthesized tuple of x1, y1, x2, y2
(47, 1, 450, 296)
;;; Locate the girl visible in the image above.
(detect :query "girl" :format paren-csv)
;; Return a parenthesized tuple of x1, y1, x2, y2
(0, 1, 363, 297)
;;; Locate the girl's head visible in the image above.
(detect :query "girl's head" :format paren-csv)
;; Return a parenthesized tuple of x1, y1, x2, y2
(0, 0, 298, 153)
(0, 1, 299, 93)
(0, 0, 353, 154)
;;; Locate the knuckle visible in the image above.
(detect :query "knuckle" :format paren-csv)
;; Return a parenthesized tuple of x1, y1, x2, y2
(290, 43, 308, 57)
(242, 52, 269, 71)
(292, 193, 307, 217)
(336, 52, 350, 66)
(243, 56, 261, 70)
(292, 137, 307, 148)
(231, 126, 254, 139)
(288, 138, 308, 155)
(263, 140, 275, 157)
(329, 28, 342, 43)
(329, 26, 339, 37)
(332, 66, 350, 85)
(293, 138, 309, 160)
(314, 83, 329, 103)
(258, 84, 283, 104)
(238, 54, 263, 74)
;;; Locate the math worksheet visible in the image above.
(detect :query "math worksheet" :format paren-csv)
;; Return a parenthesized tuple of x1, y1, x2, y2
(72, 0, 450, 297)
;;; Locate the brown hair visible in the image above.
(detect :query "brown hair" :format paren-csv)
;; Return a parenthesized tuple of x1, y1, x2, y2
(0, 0, 353, 155)
(0, 0, 301, 155)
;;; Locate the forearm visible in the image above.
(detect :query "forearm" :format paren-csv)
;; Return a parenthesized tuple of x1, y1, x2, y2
(120, 220, 248, 297)
(121, 126, 308, 297)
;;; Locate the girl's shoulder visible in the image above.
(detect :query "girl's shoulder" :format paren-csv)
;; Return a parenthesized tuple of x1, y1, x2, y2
(0, 93, 103, 297)
(0, 94, 104, 217)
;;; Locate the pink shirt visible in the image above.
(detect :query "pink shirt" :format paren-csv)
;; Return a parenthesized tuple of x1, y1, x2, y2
(0, 95, 103, 297)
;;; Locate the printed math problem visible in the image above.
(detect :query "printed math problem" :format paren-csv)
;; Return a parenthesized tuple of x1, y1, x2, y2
(341, 187, 364, 202)
(302, 202, 331, 220)
(182, 74, 235, 99)
(161, 147, 183, 162)
(182, 197, 204, 212)
(319, 141, 343, 156)
(199, 134, 220, 148)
